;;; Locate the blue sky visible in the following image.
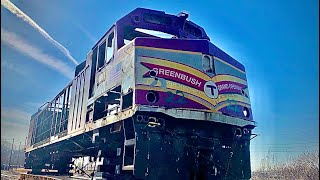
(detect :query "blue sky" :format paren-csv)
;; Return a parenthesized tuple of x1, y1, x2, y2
(1, 0, 318, 170)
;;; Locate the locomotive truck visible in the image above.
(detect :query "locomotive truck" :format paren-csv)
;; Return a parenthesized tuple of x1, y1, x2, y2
(25, 8, 257, 180)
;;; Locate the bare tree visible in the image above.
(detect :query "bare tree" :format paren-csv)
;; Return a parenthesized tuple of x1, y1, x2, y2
(252, 151, 319, 180)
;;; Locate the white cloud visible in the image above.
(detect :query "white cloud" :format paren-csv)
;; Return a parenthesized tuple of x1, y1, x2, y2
(1, 0, 79, 65)
(1, 60, 28, 76)
(1, 120, 29, 143)
(1, 107, 31, 142)
(1, 106, 31, 125)
(1, 28, 74, 79)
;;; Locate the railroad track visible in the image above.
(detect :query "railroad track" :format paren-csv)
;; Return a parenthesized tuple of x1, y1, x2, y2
(1, 170, 90, 180)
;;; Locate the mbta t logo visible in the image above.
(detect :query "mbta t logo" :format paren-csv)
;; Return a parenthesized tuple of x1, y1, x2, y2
(204, 81, 218, 99)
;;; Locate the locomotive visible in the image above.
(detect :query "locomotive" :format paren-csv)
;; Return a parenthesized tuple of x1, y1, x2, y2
(25, 8, 256, 179)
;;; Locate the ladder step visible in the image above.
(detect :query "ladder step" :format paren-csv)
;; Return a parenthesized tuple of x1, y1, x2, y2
(124, 139, 135, 146)
(122, 165, 134, 171)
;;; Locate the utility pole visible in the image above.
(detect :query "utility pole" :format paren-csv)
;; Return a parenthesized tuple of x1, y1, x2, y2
(16, 141, 22, 168)
(8, 138, 14, 170)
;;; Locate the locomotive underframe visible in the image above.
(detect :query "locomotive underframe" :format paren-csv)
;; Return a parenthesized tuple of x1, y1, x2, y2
(25, 111, 253, 180)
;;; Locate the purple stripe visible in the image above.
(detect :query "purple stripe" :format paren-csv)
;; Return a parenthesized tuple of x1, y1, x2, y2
(215, 81, 247, 94)
(135, 89, 210, 110)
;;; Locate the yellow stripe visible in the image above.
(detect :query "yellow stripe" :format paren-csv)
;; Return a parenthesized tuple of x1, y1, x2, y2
(139, 78, 250, 105)
(140, 78, 216, 105)
(136, 79, 250, 107)
(214, 57, 246, 74)
(136, 46, 201, 55)
(139, 56, 211, 81)
(140, 56, 247, 85)
(136, 46, 246, 74)
(216, 101, 251, 110)
(136, 85, 216, 111)
(215, 93, 250, 105)
(212, 75, 247, 86)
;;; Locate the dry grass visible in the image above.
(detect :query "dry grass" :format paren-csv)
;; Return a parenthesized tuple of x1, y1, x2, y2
(251, 151, 319, 180)
(13, 168, 31, 174)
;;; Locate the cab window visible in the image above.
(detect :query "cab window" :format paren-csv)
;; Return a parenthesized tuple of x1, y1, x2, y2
(106, 32, 115, 64)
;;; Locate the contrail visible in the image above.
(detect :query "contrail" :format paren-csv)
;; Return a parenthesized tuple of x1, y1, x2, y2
(1, 0, 79, 65)
(1, 28, 74, 79)
(72, 21, 97, 44)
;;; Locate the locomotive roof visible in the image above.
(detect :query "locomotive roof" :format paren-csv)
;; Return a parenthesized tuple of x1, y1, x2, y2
(92, 8, 210, 50)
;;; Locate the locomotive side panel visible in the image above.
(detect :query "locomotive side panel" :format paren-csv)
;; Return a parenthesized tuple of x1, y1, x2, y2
(67, 65, 90, 134)
(83, 42, 135, 131)
(25, 83, 73, 150)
